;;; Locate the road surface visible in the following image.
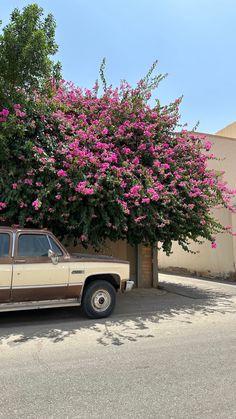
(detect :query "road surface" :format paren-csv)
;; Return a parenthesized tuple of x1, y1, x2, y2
(0, 274, 236, 418)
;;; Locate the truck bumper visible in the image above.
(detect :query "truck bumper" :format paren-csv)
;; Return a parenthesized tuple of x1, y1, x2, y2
(121, 280, 134, 293)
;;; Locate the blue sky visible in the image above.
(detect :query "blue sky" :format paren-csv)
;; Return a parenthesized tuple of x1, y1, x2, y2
(1, 0, 236, 133)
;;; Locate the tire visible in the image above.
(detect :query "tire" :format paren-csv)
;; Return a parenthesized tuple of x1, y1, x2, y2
(82, 280, 116, 319)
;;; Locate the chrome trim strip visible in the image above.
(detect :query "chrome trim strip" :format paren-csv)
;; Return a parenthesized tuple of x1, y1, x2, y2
(11, 283, 83, 289)
(12, 232, 16, 257)
(46, 234, 52, 249)
(0, 298, 81, 312)
(12, 284, 68, 289)
(69, 282, 83, 286)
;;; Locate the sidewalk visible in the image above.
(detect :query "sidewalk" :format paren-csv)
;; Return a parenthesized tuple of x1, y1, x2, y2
(115, 272, 236, 317)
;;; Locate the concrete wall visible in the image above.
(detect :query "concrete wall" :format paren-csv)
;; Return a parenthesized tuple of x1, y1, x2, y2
(159, 131, 236, 279)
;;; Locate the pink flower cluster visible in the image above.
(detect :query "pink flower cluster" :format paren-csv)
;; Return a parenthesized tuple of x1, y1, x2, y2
(32, 199, 41, 211)
(13, 104, 26, 118)
(75, 182, 94, 195)
(0, 108, 9, 122)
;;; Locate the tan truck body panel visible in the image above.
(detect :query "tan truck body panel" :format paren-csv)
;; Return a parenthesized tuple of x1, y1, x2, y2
(0, 227, 131, 311)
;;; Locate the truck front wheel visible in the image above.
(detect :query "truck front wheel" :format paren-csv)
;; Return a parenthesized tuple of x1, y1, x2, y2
(82, 280, 116, 319)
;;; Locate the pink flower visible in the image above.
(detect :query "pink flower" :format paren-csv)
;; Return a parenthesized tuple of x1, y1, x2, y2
(13, 104, 26, 118)
(188, 204, 195, 210)
(102, 128, 108, 135)
(32, 199, 41, 211)
(105, 153, 118, 163)
(16, 110, 26, 118)
(130, 185, 141, 197)
(123, 147, 132, 154)
(134, 215, 147, 223)
(138, 144, 146, 150)
(161, 163, 170, 170)
(75, 181, 94, 195)
(100, 163, 110, 172)
(57, 169, 67, 177)
(12, 183, 17, 190)
(0, 108, 9, 122)
(24, 179, 33, 186)
(95, 141, 108, 150)
(117, 200, 130, 214)
(211, 242, 217, 249)
(142, 198, 150, 204)
(147, 188, 159, 201)
(132, 157, 139, 165)
(204, 141, 212, 151)
(0, 202, 7, 210)
(55, 194, 62, 200)
(144, 130, 152, 138)
(1, 108, 9, 117)
(84, 188, 94, 195)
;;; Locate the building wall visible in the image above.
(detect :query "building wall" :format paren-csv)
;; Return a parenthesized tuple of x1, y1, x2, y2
(158, 132, 236, 279)
(137, 245, 153, 287)
(216, 121, 236, 139)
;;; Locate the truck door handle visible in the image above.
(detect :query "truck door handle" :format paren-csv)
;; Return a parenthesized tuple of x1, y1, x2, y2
(15, 260, 26, 263)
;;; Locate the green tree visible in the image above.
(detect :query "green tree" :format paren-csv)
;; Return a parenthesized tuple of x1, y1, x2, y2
(0, 3, 61, 106)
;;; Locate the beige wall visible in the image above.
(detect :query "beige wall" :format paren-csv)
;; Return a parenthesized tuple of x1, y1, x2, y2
(216, 121, 236, 139)
(159, 131, 236, 279)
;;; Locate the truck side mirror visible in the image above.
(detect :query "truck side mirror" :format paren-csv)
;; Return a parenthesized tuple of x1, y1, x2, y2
(48, 249, 59, 265)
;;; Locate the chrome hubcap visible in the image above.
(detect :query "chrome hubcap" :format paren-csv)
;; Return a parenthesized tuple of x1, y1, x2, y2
(91, 289, 111, 312)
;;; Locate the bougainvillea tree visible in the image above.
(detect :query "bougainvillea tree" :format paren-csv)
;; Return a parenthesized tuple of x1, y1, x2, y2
(0, 62, 235, 253)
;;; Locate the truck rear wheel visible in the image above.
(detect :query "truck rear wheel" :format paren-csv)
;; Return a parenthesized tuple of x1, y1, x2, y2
(82, 280, 116, 319)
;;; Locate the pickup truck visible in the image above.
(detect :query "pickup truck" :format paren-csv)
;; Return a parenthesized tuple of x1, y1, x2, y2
(0, 227, 133, 318)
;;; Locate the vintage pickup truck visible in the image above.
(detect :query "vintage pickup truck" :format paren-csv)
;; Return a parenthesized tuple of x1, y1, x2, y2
(0, 227, 133, 318)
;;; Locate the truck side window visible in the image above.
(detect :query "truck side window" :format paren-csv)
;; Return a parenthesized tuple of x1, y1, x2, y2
(0, 233, 10, 257)
(18, 234, 50, 257)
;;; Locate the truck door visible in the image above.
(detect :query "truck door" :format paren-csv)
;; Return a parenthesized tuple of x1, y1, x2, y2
(12, 232, 69, 301)
(0, 231, 12, 302)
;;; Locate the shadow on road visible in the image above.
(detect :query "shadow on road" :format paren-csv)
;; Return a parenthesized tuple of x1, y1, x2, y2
(0, 279, 235, 347)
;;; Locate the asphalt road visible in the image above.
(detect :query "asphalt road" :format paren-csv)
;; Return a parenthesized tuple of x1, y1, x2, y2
(1, 274, 236, 419)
